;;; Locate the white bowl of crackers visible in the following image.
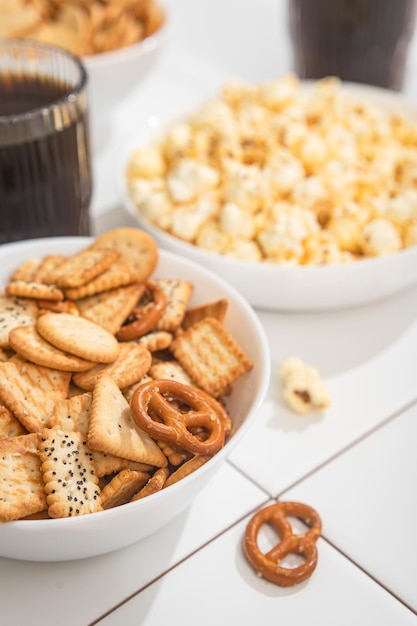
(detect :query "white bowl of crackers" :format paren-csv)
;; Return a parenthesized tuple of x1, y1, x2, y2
(0, 0, 167, 135)
(0, 228, 269, 562)
(119, 75, 417, 311)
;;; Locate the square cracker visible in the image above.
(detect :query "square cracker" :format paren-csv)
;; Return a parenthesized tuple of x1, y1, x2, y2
(0, 361, 71, 432)
(0, 433, 47, 522)
(88, 372, 167, 467)
(170, 316, 253, 397)
(38, 428, 103, 518)
(0, 294, 39, 349)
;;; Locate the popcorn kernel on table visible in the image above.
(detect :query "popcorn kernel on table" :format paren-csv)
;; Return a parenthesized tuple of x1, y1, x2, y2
(278, 357, 331, 415)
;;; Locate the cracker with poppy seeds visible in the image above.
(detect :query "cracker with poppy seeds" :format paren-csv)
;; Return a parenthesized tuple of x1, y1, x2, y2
(182, 298, 228, 330)
(0, 361, 71, 433)
(153, 278, 193, 332)
(63, 259, 142, 300)
(0, 294, 39, 349)
(0, 433, 47, 522)
(38, 428, 103, 518)
(91, 227, 158, 282)
(130, 466, 170, 502)
(9, 324, 96, 372)
(5, 280, 64, 301)
(88, 372, 168, 467)
(76, 282, 145, 335)
(49, 247, 121, 288)
(0, 405, 28, 438)
(170, 316, 253, 397)
(101, 468, 151, 509)
(36, 312, 120, 363)
(72, 342, 152, 391)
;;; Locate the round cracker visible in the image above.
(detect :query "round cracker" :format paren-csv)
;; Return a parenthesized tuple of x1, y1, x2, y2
(90, 228, 158, 282)
(36, 312, 120, 363)
(9, 324, 96, 372)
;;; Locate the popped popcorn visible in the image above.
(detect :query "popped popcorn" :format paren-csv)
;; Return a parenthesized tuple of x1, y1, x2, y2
(278, 357, 331, 416)
(126, 75, 417, 265)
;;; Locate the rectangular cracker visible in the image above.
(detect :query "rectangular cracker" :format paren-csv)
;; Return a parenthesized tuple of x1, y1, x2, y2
(38, 428, 103, 518)
(0, 433, 47, 522)
(100, 468, 150, 509)
(88, 372, 168, 467)
(76, 283, 145, 334)
(52, 247, 121, 288)
(0, 361, 71, 432)
(170, 316, 253, 397)
(64, 260, 142, 300)
(0, 294, 39, 349)
(153, 279, 193, 332)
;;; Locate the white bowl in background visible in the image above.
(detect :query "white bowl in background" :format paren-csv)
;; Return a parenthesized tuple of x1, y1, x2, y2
(0, 236, 270, 561)
(117, 82, 417, 312)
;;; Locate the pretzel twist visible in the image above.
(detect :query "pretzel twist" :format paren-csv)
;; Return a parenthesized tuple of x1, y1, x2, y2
(116, 281, 167, 341)
(130, 379, 226, 455)
(243, 501, 322, 587)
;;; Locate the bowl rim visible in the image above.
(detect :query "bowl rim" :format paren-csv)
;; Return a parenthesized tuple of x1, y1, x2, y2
(0, 236, 271, 529)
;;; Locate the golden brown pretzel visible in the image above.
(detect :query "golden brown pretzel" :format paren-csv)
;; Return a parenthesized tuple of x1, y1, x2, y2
(116, 281, 167, 341)
(130, 379, 226, 455)
(243, 501, 322, 587)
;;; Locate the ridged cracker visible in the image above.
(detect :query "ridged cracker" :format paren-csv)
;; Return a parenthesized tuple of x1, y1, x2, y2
(36, 312, 120, 363)
(0, 433, 47, 521)
(9, 324, 96, 372)
(0, 361, 71, 432)
(51, 247, 121, 288)
(76, 283, 145, 334)
(63, 260, 141, 300)
(88, 373, 168, 467)
(170, 316, 253, 397)
(91, 227, 158, 282)
(38, 428, 103, 518)
(0, 295, 39, 349)
(5, 281, 64, 301)
(153, 279, 193, 332)
(101, 468, 150, 509)
(72, 343, 152, 391)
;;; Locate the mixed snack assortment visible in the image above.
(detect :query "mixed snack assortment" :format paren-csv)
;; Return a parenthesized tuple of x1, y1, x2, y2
(0, 0, 165, 56)
(126, 75, 417, 265)
(0, 227, 253, 522)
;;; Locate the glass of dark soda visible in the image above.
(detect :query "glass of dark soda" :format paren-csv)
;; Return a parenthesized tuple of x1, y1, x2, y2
(288, 0, 417, 91)
(0, 39, 93, 244)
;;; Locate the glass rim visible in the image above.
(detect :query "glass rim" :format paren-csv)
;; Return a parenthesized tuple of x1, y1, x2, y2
(0, 37, 88, 124)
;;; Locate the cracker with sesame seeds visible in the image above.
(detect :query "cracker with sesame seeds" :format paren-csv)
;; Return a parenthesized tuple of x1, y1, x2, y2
(38, 428, 103, 518)
(72, 342, 152, 391)
(76, 283, 145, 334)
(182, 298, 228, 330)
(101, 468, 151, 509)
(153, 278, 193, 332)
(88, 373, 168, 467)
(0, 405, 28, 438)
(5, 281, 65, 302)
(63, 259, 142, 300)
(49, 247, 121, 289)
(0, 361, 71, 433)
(9, 324, 96, 372)
(170, 316, 253, 397)
(91, 227, 158, 282)
(36, 312, 121, 363)
(0, 433, 47, 522)
(0, 294, 39, 349)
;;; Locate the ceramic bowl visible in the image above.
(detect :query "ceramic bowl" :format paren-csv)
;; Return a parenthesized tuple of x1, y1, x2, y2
(0, 237, 270, 562)
(117, 82, 417, 312)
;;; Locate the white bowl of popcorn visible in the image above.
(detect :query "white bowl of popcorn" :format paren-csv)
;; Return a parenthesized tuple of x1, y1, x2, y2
(0, 234, 270, 561)
(119, 76, 417, 311)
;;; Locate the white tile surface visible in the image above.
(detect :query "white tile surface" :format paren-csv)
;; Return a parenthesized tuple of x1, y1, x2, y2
(97, 513, 416, 626)
(0, 463, 267, 626)
(281, 402, 417, 614)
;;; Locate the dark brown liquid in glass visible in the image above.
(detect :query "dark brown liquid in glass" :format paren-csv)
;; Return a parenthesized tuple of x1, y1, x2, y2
(0, 73, 92, 244)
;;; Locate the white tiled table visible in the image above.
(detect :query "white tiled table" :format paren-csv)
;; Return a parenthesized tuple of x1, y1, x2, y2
(2, 1, 417, 624)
